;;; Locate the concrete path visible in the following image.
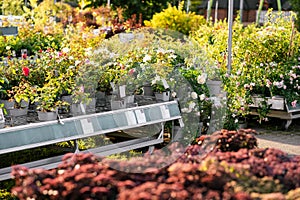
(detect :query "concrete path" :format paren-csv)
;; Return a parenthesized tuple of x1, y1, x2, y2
(255, 133, 300, 155)
(248, 118, 300, 155)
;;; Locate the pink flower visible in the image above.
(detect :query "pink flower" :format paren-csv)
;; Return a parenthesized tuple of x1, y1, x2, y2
(128, 68, 135, 75)
(291, 100, 297, 108)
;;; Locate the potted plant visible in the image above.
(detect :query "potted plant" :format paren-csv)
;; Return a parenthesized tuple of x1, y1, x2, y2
(32, 77, 69, 121)
(151, 76, 171, 102)
(6, 79, 34, 117)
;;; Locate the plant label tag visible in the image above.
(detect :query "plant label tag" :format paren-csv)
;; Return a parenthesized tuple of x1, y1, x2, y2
(160, 105, 170, 119)
(125, 110, 137, 125)
(162, 79, 169, 89)
(0, 109, 4, 123)
(135, 109, 146, 124)
(119, 85, 126, 98)
(80, 118, 94, 135)
(179, 118, 184, 127)
(110, 82, 116, 91)
(80, 103, 86, 114)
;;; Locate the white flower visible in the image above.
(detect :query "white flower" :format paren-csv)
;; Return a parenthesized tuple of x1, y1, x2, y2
(156, 48, 166, 54)
(151, 75, 161, 85)
(168, 54, 177, 59)
(143, 54, 151, 62)
(199, 94, 206, 101)
(6, 46, 11, 50)
(197, 73, 207, 84)
(69, 56, 74, 60)
(75, 60, 81, 66)
(188, 102, 196, 110)
(62, 47, 70, 53)
(191, 92, 198, 99)
(181, 108, 189, 113)
(234, 119, 239, 123)
(85, 51, 92, 57)
(171, 92, 177, 98)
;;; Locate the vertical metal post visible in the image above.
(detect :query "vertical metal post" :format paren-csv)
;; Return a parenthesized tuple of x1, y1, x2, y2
(277, 0, 282, 11)
(215, 0, 219, 22)
(107, 0, 111, 7)
(239, 0, 244, 23)
(187, 0, 191, 13)
(227, 0, 234, 74)
(207, 0, 213, 22)
(256, 0, 264, 25)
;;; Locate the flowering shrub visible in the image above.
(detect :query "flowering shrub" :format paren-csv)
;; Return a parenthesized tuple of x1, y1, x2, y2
(31, 48, 90, 111)
(0, 51, 36, 108)
(193, 12, 300, 126)
(144, 2, 206, 35)
(87, 29, 215, 136)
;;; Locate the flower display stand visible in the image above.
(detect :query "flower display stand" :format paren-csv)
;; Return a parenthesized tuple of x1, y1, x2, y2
(249, 96, 300, 130)
(0, 100, 183, 181)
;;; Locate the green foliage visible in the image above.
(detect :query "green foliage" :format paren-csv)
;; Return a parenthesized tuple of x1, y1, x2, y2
(0, 189, 15, 200)
(23, 0, 59, 26)
(0, 0, 24, 16)
(107, 0, 172, 21)
(289, 0, 300, 30)
(144, 2, 206, 35)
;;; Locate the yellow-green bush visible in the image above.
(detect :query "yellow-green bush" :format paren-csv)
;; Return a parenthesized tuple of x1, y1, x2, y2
(144, 2, 206, 35)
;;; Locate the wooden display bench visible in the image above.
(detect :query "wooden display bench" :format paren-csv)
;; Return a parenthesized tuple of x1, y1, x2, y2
(249, 96, 300, 130)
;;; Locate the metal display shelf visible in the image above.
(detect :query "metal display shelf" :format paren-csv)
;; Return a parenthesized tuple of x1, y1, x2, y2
(0, 100, 182, 180)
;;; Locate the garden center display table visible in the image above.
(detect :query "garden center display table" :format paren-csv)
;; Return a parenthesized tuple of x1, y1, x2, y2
(249, 96, 300, 130)
(0, 100, 182, 180)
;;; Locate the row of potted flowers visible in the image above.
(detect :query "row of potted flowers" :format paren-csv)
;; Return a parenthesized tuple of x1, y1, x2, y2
(192, 11, 300, 128)
(0, 47, 93, 121)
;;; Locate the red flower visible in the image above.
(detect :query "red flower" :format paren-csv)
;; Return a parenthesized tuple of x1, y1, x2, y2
(22, 54, 27, 59)
(22, 67, 30, 77)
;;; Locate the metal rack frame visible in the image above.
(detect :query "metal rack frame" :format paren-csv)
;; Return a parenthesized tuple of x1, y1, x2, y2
(0, 100, 182, 180)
